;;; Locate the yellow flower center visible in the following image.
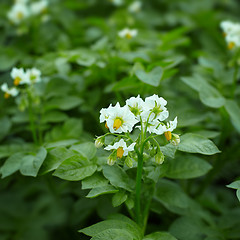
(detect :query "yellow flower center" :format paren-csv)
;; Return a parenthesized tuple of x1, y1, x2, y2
(113, 118, 123, 130)
(117, 147, 124, 158)
(228, 42, 235, 50)
(126, 33, 132, 39)
(14, 77, 21, 86)
(17, 12, 23, 20)
(4, 92, 10, 99)
(164, 131, 172, 141)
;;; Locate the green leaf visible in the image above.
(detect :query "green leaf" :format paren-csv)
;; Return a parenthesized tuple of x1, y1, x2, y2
(42, 111, 68, 123)
(44, 96, 83, 111)
(0, 152, 25, 178)
(53, 155, 97, 181)
(79, 215, 142, 240)
(143, 232, 177, 240)
(45, 139, 79, 149)
(82, 173, 109, 189)
(166, 156, 212, 179)
(70, 142, 96, 160)
(154, 179, 189, 210)
(40, 147, 76, 174)
(0, 117, 11, 141)
(20, 147, 47, 177)
(90, 229, 134, 240)
(112, 190, 128, 207)
(224, 99, 240, 133)
(178, 133, 220, 155)
(102, 165, 134, 192)
(135, 66, 163, 87)
(227, 180, 240, 189)
(160, 144, 176, 158)
(86, 185, 118, 198)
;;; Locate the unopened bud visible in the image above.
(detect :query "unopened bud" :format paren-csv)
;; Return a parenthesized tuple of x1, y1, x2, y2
(107, 151, 117, 166)
(125, 156, 133, 168)
(155, 150, 164, 164)
(95, 136, 105, 148)
(170, 133, 180, 146)
(145, 141, 151, 150)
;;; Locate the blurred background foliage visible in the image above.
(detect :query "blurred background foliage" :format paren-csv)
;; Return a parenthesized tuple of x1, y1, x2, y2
(0, 0, 240, 239)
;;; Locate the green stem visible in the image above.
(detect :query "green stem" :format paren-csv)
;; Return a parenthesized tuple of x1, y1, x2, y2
(232, 64, 239, 98)
(135, 146, 144, 228)
(28, 94, 38, 145)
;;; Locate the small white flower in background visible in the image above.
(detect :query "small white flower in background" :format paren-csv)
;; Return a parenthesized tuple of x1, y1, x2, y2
(126, 95, 144, 119)
(141, 94, 169, 122)
(109, 0, 124, 6)
(1, 83, 19, 99)
(10, 67, 30, 86)
(30, 0, 48, 15)
(128, 1, 142, 13)
(220, 20, 240, 50)
(118, 28, 138, 39)
(7, 3, 30, 25)
(105, 102, 139, 134)
(105, 139, 136, 159)
(26, 68, 41, 84)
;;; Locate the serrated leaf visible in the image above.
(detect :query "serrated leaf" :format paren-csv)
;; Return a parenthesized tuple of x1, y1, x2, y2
(166, 156, 212, 179)
(86, 185, 118, 198)
(53, 155, 97, 181)
(178, 133, 220, 155)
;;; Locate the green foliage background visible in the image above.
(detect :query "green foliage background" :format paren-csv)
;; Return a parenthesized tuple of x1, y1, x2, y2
(0, 0, 240, 239)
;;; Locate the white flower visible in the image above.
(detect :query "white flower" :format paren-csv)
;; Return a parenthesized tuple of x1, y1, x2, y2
(105, 102, 139, 133)
(100, 104, 114, 123)
(141, 94, 169, 122)
(104, 139, 136, 158)
(162, 117, 178, 141)
(30, 0, 48, 15)
(118, 28, 138, 39)
(128, 1, 142, 13)
(10, 67, 30, 85)
(220, 20, 240, 49)
(1, 83, 19, 98)
(110, 0, 124, 6)
(7, 3, 30, 25)
(26, 68, 41, 83)
(126, 95, 144, 119)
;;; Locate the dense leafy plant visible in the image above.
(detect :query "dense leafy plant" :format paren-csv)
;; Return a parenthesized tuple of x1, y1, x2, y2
(0, 0, 240, 239)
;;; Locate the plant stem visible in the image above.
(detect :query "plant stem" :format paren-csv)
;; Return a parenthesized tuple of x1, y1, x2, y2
(232, 64, 239, 98)
(28, 94, 38, 145)
(135, 148, 144, 228)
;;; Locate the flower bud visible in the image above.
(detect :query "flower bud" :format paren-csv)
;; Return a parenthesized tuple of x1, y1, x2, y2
(155, 149, 164, 164)
(170, 133, 180, 146)
(95, 136, 105, 148)
(107, 151, 117, 166)
(125, 156, 133, 168)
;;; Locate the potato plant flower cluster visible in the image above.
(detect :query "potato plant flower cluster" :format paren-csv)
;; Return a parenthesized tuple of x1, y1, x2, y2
(96, 94, 180, 166)
(220, 20, 240, 50)
(7, 0, 49, 25)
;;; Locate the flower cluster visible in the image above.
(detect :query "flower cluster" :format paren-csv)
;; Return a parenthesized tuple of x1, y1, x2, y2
(220, 20, 240, 50)
(118, 28, 138, 39)
(7, 0, 49, 25)
(96, 95, 180, 166)
(1, 67, 42, 99)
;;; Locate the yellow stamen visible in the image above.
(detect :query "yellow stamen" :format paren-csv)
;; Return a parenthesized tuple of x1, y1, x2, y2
(117, 147, 124, 158)
(113, 118, 123, 130)
(105, 122, 109, 129)
(14, 77, 21, 86)
(164, 131, 172, 141)
(228, 42, 235, 50)
(126, 33, 132, 39)
(4, 92, 10, 99)
(17, 12, 23, 20)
